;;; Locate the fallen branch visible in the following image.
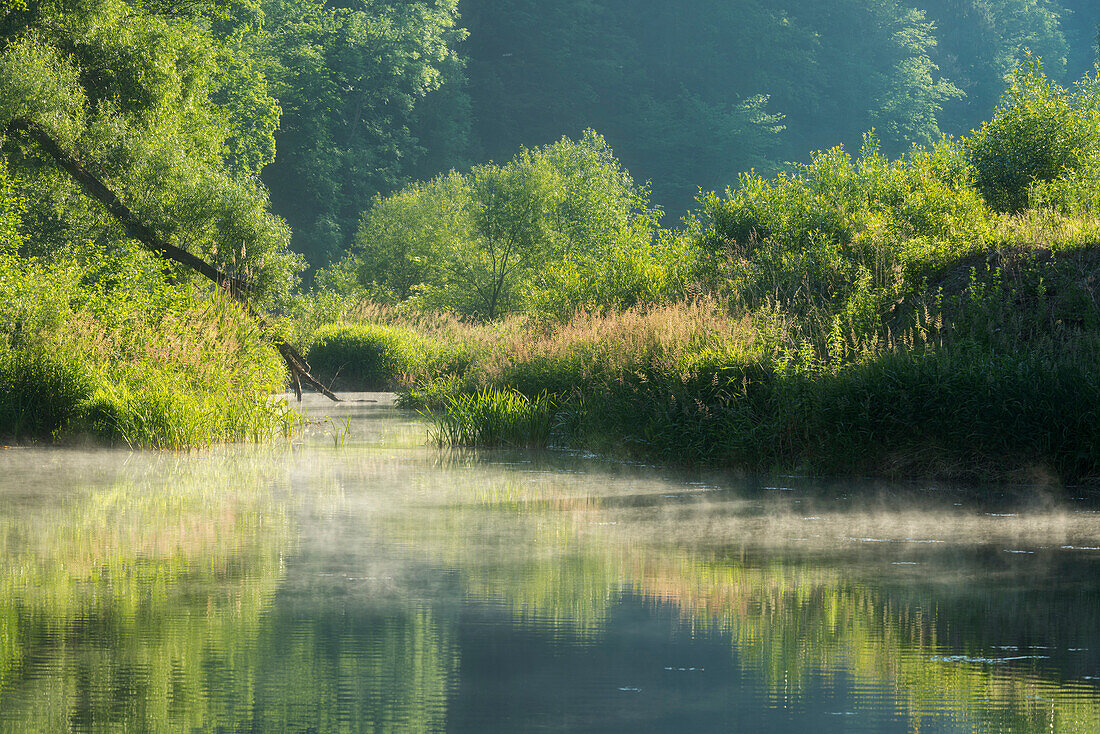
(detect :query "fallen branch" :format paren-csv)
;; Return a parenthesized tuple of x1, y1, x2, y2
(5, 117, 339, 402)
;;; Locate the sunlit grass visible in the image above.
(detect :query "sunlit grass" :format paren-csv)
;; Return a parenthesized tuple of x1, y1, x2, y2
(0, 266, 294, 448)
(429, 386, 558, 447)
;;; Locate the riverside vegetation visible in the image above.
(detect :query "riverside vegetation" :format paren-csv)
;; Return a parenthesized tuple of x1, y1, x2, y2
(306, 60, 1100, 481)
(0, 232, 293, 448)
(0, 0, 1097, 479)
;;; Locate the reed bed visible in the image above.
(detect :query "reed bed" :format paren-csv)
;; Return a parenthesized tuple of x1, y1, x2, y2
(429, 386, 558, 447)
(337, 242, 1100, 481)
(1, 260, 293, 448)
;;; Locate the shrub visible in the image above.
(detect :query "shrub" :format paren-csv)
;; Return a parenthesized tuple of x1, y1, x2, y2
(0, 346, 92, 438)
(965, 55, 1100, 213)
(682, 134, 987, 352)
(0, 245, 291, 446)
(307, 323, 428, 390)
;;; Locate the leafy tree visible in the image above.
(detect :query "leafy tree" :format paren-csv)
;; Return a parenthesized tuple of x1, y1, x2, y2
(0, 0, 302, 307)
(460, 0, 971, 215)
(965, 54, 1099, 212)
(349, 131, 663, 319)
(353, 171, 469, 303)
(919, 0, 1070, 135)
(258, 0, 467, 265)
(461, 0, 791, 215)
(455, 153, 560, 318)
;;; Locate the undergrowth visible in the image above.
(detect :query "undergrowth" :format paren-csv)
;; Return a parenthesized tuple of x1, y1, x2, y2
(0, 247, 293, 448)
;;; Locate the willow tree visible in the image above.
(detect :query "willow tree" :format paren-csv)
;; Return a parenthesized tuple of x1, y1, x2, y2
(0, 1, 333, 397)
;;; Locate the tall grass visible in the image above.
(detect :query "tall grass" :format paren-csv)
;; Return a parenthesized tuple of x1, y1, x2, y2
(306, 322, 431, 390)
(393, 257, 1100, 480)
(0, 346, 91, 438)
(430, 386, 558, 447)
(0, 252, 293, 447)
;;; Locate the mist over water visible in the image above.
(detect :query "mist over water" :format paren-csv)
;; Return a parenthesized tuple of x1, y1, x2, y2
(2, 395, 1100, 732)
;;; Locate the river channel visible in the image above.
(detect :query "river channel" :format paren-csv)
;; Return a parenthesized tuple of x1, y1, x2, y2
(2, 394, 1100, 732)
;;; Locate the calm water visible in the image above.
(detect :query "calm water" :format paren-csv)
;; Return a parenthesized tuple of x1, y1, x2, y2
(3, 395, 1100, 733)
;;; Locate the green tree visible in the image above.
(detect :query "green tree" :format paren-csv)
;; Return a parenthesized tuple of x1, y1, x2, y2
(258, 0, 467, 266)
(919, 0, 1070, 135)
(0, 0, 302, 307)
(462, 0, 791, 216)
(965, 54, 1100, 212)
(353, 171, 469, 303)
(455, 152, 559, 319)
(350, 131, 663, 319)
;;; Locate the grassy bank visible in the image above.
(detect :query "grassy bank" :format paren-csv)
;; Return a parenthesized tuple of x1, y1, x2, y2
(302, 207, 1100, 482)
(0, 248, 294, 448)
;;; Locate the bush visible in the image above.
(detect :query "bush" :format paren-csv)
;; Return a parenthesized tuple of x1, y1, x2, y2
(307, 323, 428, 390)
(680, 134, 987, 353)
(965, 55, 1100, 213)
(0, 346, 92, 437)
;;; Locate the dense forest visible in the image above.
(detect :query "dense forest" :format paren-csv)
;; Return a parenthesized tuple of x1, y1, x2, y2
(262, 0, 1100, 264)
(2, 0, 1100, 479)
(0, 0, 1096, 265)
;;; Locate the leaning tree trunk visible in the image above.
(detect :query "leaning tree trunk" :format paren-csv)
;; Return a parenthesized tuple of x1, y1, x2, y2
(5, 117, 339, 402)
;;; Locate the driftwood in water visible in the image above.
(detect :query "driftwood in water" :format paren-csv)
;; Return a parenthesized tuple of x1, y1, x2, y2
(5, 117, 338, 402)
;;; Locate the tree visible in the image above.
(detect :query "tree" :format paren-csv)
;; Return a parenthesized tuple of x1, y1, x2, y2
(0, 0, 335, 395)
(353, 171, 469, 303)
(350, 131, 663, 319)
(965, 54, 1100, 212)
(0, 0, 300, 304)
(258, 0, 467, 266)
(918, 0, 1069, 135)
(459, 0, 971, 215)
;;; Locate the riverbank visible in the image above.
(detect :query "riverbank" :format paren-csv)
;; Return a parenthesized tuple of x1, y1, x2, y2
(0, 253, 294, 448)
(298, 64, 1100, 482)
(302, 210, 1100, 483)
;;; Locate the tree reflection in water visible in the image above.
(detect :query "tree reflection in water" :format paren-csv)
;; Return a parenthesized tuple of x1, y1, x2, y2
(1, 435, 1099, 732)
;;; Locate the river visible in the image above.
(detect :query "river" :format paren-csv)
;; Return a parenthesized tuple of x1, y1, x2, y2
(1, 394, 1099, 732)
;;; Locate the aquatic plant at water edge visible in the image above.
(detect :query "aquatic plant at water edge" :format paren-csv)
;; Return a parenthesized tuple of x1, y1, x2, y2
(429, 386, 558, 447)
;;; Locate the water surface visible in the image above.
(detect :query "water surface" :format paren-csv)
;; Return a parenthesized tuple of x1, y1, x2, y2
(2, 394, 1100, 732)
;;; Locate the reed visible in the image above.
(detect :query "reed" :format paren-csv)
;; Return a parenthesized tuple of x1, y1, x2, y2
(430, 386, 558, 447)
(0, 346, 92, 438)
(1, 258, 292, 448)
(404, 278, 1100, 480)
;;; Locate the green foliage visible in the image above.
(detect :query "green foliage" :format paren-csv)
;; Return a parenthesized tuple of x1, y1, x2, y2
(965, 54, 1100, 212)
(909, 0, 1070, 134)
(258, 0, 466, 264)
(430, 386, 557, 447)
(349, 131, 664, 320)
(0, 0, 302, 307)
(396, 62, 1100, 480)
(239, 0, 1089, 239)
(351, 171, 469, 304)
(554, 342, 1100, 479)
(306, 322, 429, 390)
(0, 345, 92, 437)
(683, 133, 988, 347)
(459, 0, 1011, 214)
(0, 242, 291, 447)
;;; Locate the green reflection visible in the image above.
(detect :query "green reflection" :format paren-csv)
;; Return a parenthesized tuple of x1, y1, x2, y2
(3, 438, 1100, 733)
(0, 450, 458, 733)
(252, 606, 456, 733)
(0, 454, 292, 732)
(373, 462, 1100, 733)
(630, 551, 1100, 733)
